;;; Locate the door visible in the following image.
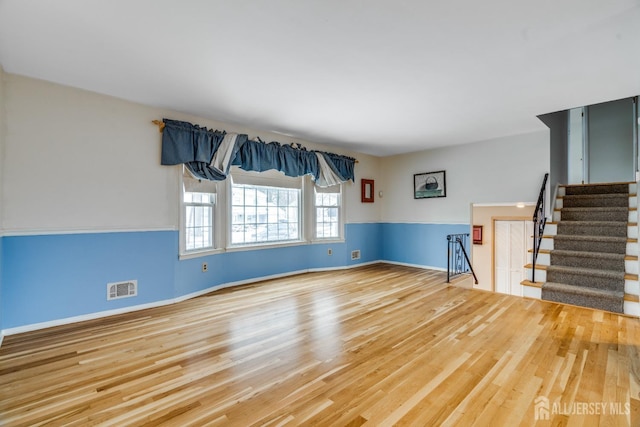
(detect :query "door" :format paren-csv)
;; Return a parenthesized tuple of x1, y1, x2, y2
(495, 220, 533, 296)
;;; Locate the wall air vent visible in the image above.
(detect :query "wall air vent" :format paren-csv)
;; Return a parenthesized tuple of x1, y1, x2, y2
(351, 250, 361, 260)
(107, 280, 137, 301)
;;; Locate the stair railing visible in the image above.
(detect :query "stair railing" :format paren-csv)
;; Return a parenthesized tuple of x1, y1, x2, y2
(532, 173, 549, 283)
(447, 233, 478, 284)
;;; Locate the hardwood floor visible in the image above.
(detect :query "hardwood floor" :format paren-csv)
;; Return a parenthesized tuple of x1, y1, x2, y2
(1, 264, 639, 426)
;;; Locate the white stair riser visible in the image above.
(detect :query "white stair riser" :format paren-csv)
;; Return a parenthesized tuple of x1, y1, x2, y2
(523, 286, 541, 299)
(545, 223, 557, 235)
(525, 267, 546, 283)
(626, 260, 639, 275)
(535, 253, 550, 265)
(540, 238, 554, 250)
(623, 301, 640, 317)
(625, 280, 639, 295)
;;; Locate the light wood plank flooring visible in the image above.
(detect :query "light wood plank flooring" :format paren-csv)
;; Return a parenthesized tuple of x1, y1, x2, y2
(1, 264, 639, 426)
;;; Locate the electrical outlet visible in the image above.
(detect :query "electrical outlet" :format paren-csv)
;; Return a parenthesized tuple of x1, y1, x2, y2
(327, 248, 332, 256)
(202, 262, 208, 272)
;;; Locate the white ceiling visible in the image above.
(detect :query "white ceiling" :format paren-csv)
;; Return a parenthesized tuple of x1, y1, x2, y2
(1, 1, 639, 156)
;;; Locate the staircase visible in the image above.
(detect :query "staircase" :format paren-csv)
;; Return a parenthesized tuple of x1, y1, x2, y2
(523, 182, 640, 316)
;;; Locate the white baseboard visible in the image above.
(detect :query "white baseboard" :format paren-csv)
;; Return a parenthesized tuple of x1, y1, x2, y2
(0, 260, 386, 338)
(380, 260, 447, 272)
(308, 260, 381, 272)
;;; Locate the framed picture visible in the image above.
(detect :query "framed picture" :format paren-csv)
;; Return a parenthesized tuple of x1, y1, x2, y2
(473, 225, 483, 245)
(414, 170, 446, 199)
(361, 179, 375, 203)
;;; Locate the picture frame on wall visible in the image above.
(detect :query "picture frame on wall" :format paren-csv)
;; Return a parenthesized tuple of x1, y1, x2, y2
(414, 170, 446, 199)
(473, 225, 483, 244)
(361, 179, 374, 203)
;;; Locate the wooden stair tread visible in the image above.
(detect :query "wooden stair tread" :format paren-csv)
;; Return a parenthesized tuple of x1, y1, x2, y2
(521, 281, 638, 302)
(559, 181, 636, 187)
(525, 264, 638, 280)
(624, 293, 640, 303)
(521, 280, 542, 288)
(537, 235, 637, 243)
(529, 248, 637, 261)
(528, 248, 550, 254)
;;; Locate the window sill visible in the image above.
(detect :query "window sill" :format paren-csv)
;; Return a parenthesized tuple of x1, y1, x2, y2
(310, 238, 345, 244)
(179, 248, 224, 260)
(179, 238, 345, 259)
(226, 240, 308, 252)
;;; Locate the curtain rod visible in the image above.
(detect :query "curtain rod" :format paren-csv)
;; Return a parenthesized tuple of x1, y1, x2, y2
(152, 119, 165, 132)
(152, 120, 359, 163)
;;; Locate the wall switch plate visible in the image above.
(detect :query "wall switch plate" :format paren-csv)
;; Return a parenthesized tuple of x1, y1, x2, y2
(328, 248, 332, 256)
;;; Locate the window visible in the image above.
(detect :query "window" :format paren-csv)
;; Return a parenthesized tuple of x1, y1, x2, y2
(231, 184, 301, 245)
(181, 166, 217, 254)
(184, 192, 215, 251)
(180, 166, 344, 256)
(314, 186, 341, 239)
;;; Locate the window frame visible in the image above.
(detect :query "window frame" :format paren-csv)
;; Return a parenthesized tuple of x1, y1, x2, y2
(312, 184, 344, 242)
(179, 167, 348, 259)
(179, 167, 222, 259)
(227, 169, 305, 249)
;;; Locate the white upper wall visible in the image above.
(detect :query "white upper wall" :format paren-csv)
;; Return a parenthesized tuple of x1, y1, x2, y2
(2, 73, 381, 234)
(4, 74, 175, 233)
(381, 131, 550, 224)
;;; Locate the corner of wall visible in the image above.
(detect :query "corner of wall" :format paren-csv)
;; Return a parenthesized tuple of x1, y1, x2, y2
(0, 63, 6, 338)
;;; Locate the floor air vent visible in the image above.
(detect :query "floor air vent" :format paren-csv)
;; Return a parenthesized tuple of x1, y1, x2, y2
(351, 250, 361, 260)
(107, 280, 137, 301)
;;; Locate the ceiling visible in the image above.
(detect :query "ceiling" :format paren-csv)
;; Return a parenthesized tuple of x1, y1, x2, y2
(1, 1, 639, 156)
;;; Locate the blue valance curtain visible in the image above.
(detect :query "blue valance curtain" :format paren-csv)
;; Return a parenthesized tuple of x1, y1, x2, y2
(160, 119, 356, 186)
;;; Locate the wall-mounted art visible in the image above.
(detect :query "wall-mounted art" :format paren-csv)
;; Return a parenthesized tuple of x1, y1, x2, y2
(361, 179, 375, 203)
(414, 170, 446, 199)
(473, 225, 483, 245)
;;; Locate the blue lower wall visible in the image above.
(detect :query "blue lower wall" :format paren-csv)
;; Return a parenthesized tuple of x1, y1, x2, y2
(1, 223, 384, 330)
(0, 222, 466, 331)
(2, 231, 177, 329)
(382, 223, 470, 269)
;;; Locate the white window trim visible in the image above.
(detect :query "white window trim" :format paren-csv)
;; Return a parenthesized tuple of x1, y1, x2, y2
(227, 168, 305, 249)
(178, 167, 349, 259)
(179, 166, 221, 258)
(309, 181, 345, 243)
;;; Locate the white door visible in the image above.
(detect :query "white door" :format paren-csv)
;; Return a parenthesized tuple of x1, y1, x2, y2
(495, 220, 533, 296)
